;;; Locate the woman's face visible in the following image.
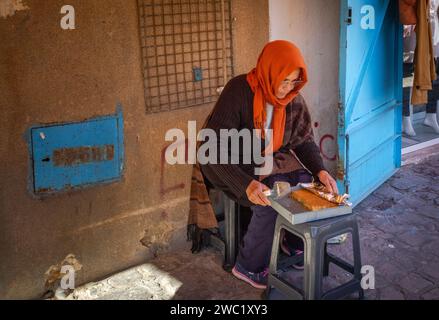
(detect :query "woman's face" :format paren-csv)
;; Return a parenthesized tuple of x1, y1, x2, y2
(276, 69, 302, 99)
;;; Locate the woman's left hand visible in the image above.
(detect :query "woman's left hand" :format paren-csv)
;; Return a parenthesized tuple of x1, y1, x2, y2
(317, 170, 339, 194)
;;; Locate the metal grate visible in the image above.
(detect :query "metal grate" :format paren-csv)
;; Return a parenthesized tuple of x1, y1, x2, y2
(137, 0, 234, 113)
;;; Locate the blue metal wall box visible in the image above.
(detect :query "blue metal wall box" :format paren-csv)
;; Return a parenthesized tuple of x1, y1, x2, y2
(29, 108, 124, 194)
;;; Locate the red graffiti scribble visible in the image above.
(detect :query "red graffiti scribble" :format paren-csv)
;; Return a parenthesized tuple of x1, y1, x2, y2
(160, 139, 188, 198)
(319, 134, 337, 161)
(314, 122, 319, 128)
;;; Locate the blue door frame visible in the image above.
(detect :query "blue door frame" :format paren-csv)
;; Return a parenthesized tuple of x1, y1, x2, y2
(338, 0, 403, 206)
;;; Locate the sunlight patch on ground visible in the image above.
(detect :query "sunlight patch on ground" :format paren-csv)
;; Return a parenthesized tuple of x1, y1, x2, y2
(57, 264, 182, 300)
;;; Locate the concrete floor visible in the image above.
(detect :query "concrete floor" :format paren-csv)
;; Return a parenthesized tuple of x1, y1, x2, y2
(59, 148, 439, 300)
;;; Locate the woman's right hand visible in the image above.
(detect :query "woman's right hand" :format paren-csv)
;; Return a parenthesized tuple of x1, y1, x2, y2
(246, 180, 272, 206)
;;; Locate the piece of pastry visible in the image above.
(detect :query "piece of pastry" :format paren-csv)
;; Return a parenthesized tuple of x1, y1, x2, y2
(299, 182, 349, 205)
(291, 189, 338, 211)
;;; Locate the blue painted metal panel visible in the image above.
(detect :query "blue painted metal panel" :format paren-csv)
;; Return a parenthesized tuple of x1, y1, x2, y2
(338, 0, 403, 205)
(29, 107, 124, 194)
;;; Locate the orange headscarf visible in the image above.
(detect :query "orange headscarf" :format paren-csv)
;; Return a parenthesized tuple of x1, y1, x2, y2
(247, 40, 308, 154)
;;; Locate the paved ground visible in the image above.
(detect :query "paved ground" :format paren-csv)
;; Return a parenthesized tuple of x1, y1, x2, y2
(63, 151, 439, 300)
(349, 152, 439, 300)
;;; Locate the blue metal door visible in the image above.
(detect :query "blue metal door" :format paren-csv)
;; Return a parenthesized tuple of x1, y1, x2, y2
(338, 0, 403, 205)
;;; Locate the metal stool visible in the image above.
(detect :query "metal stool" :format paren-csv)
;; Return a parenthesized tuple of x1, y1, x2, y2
(222, 193, 241, 271)
(266, 213, 364, 300)
(208, 189, 247, 272)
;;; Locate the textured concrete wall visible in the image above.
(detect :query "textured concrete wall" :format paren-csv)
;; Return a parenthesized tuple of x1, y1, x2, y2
(269, 0, 341, 176)
(232, 0, 269, 75)
(0, 0, 268, 299)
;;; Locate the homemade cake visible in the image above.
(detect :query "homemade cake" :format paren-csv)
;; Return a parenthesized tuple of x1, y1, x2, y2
(291, 189, 338, 211)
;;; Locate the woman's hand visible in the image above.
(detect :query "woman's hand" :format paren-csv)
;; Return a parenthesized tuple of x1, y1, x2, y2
(317, 170, 339, 194)
(246, 180, 272, 206)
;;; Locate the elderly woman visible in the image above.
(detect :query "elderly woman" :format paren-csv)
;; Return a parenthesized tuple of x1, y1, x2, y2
(199, 40, 338, 289)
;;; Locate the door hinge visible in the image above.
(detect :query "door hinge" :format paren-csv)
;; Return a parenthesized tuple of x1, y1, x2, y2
(338, 103, 345, 129)
(346, 7, 352, 25)
(345, 179, 350, 194)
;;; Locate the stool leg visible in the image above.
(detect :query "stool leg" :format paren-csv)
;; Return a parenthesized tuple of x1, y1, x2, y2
(223, 197, 236, 271)
(303, 237, 323, 300)
(352, 217, 364, 299)
(266, 216, 283, 299)
(323, 242, 330, 277)
(261, 289, 270, 300)
(269, 217, 283, 273)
